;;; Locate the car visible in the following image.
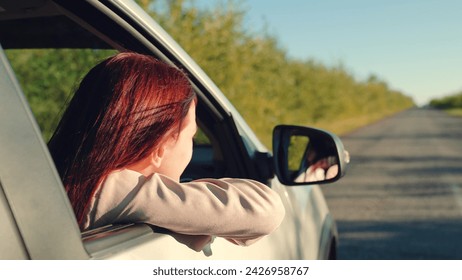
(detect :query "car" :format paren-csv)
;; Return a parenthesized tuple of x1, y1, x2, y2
(0, 0, 348, 260)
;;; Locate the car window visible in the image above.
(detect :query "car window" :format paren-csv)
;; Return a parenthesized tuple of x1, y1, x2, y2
(5, 47, 224, 183)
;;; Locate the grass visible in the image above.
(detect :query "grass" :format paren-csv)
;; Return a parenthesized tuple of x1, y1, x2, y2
(445, 108, 462, 117)
(313, 109, 409, 136)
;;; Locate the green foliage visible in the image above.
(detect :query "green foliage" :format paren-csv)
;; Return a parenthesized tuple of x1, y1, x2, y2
(429, 92, 462, 109)
(288, 136, 309, 171)
(5, 49, 117, 140)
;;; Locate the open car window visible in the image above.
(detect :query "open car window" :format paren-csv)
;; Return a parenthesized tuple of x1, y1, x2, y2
(5, 47, 227, 183)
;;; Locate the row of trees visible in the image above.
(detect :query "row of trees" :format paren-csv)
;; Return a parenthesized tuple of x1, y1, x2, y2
(429, 92, 462, 109)
(7, 0, 415, 147)
(137, 0, 414, 145)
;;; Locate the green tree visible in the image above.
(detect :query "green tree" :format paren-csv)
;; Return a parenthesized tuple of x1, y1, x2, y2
(6, 49, 116, 140)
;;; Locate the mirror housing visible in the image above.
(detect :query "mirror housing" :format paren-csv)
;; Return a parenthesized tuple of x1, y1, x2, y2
(273, 125, 349, 186)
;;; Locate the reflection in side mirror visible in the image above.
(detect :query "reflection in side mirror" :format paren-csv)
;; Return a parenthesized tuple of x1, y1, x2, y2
(273, 125, 349, 186)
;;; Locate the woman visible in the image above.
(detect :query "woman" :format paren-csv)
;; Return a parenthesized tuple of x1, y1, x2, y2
(48, 52, 285, 248)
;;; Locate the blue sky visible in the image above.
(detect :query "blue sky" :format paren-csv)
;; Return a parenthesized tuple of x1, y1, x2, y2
(197, 0, 462, 106)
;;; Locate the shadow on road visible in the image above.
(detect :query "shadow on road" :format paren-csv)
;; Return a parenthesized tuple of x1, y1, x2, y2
(336, 218, 462, 260)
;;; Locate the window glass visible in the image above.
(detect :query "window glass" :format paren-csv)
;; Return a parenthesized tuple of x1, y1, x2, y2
(5, 49, 117, 141)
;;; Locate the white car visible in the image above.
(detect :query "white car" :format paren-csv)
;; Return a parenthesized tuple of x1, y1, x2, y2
(0, 0, 348, 260)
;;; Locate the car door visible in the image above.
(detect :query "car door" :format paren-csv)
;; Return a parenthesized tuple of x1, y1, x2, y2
(1, 0, 336, 260)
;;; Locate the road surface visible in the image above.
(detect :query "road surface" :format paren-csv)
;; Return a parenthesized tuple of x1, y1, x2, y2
(322, 107, 462, 259)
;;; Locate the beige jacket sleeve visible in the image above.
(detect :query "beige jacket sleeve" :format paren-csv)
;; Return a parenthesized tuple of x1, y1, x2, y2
(83, 169, 285, 246)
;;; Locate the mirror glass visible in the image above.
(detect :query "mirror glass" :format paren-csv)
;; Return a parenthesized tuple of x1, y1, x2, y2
(286, 134, 339, 184)
(288, 135, 339, 183)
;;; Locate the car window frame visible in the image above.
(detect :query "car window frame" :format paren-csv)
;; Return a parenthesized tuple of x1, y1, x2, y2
(0, 0, 275, 259)
(0, 45, 88, 259)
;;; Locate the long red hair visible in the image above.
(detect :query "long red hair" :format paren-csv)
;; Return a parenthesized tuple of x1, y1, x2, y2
(48, 52, 195, 228)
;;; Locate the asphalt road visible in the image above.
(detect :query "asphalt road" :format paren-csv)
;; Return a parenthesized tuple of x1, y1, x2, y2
(322, 107, 462, 259)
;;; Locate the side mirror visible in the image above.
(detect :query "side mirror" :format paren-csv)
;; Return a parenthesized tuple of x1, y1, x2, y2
(273, 125, 349, 186)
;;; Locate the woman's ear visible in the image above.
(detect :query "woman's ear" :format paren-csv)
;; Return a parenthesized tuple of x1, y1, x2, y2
(150, 133, 176, 165)
(150, 146, 164, 168)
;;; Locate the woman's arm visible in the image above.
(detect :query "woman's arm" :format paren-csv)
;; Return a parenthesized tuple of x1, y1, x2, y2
(86, 170, 285, 246)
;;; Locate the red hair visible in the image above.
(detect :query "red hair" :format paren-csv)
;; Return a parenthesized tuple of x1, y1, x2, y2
(48, 52, 195, 228)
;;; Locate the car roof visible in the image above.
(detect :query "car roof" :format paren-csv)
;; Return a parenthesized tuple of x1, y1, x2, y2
(0, 0, 110, 49)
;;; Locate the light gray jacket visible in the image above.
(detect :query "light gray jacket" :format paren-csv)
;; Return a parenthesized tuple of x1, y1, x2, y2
(82, 169, 285, 247)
